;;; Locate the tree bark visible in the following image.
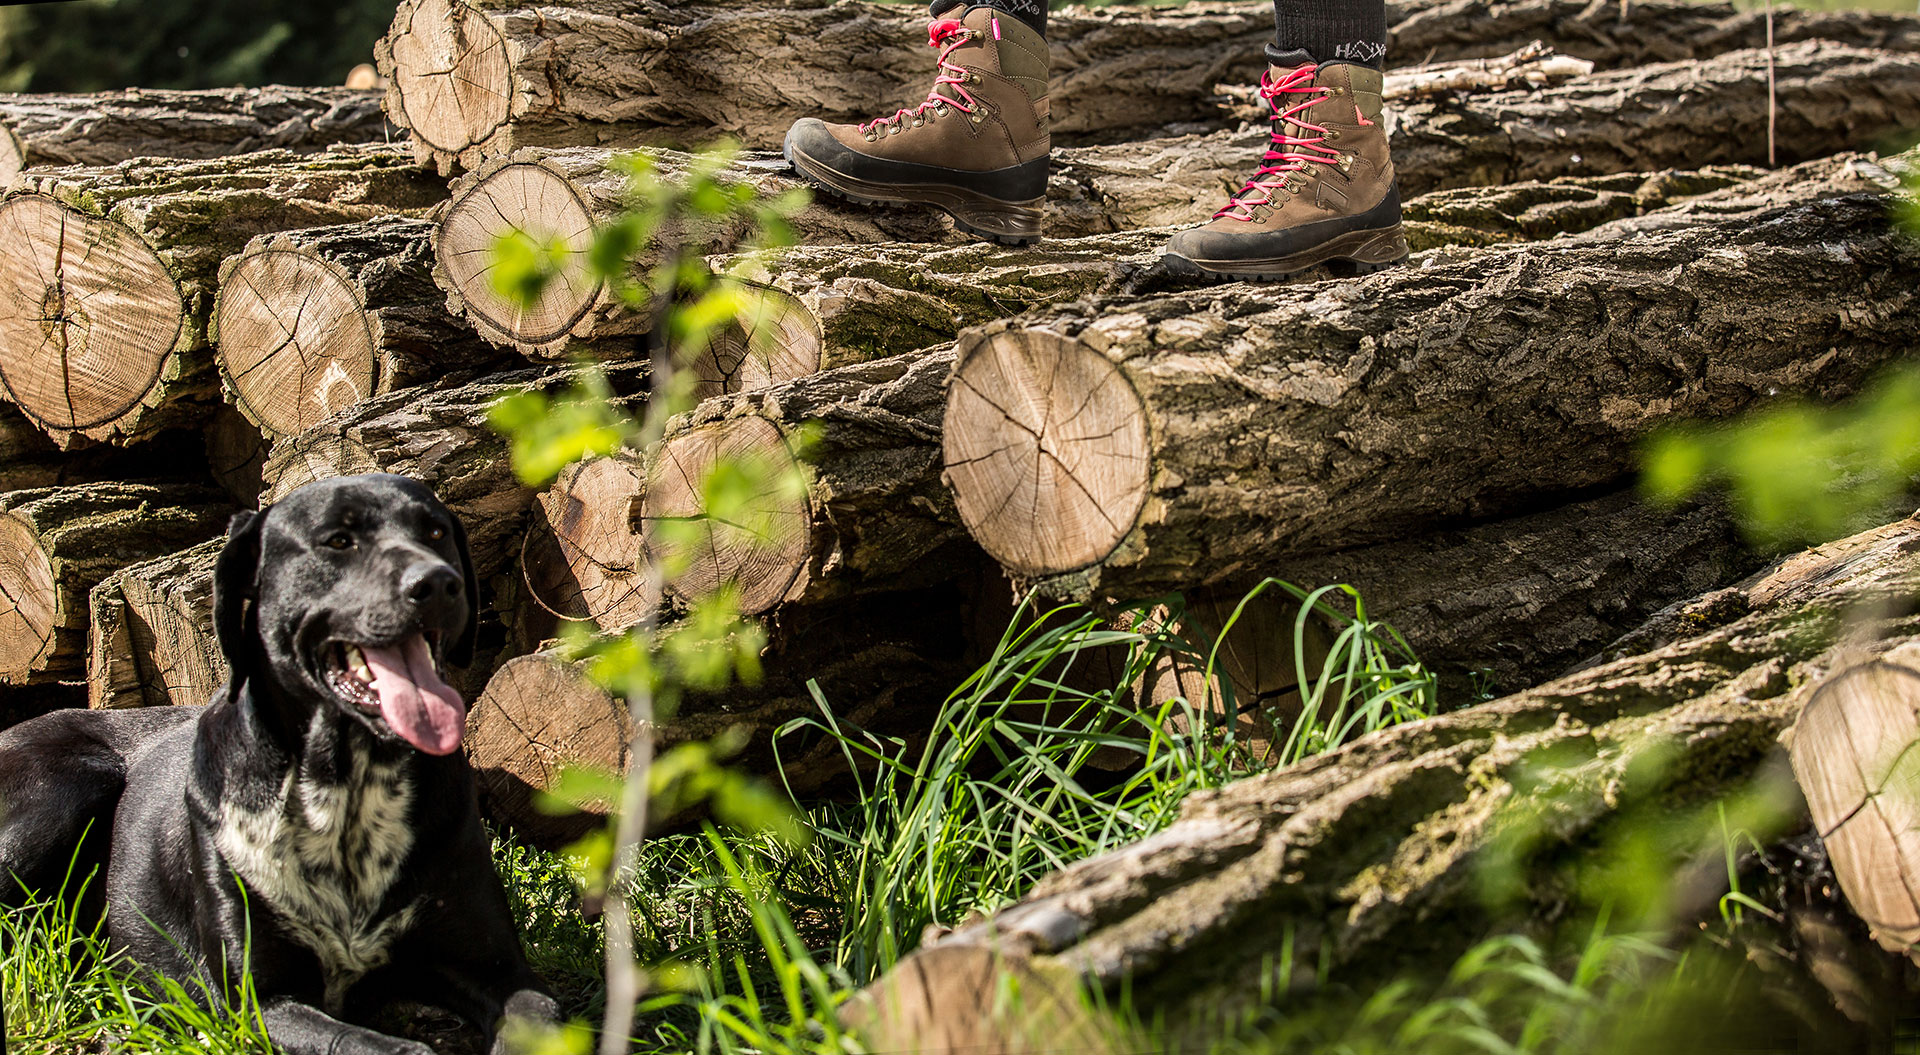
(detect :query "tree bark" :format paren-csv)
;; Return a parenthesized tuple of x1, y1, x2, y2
(1388, 0, 1920, 70)
(87, 538, 224, 710)
(0, 86, 393, 184)
(431, 147, 950, 359)
(374, 0, 1280, 170)
(214, 216, 517, 439)
(0, 483, 232, 687)
(0, 145, 447, 447)
(940, 191, 1920, 602)
(1048, 42, 1920, 229)
(1276, 490, 1763, 695)
(852, 512, 1920, 1050)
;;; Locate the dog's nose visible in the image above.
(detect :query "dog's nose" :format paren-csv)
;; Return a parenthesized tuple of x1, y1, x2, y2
(403, 563, 463, 604)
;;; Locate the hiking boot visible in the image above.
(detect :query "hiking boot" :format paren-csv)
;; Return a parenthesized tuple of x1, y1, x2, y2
(1163, 60, 1409, 281)
(783, 2, 1050, 245)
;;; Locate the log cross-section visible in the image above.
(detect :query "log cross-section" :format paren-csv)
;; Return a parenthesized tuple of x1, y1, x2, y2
(942, 192, 1920, 601)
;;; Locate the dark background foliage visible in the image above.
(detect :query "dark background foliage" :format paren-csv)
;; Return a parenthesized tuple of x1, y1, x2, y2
(0, 0, 396, 92)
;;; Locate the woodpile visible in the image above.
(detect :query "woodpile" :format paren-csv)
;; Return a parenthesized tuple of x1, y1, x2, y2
(6, 6, 1920, 1036)
(0, 146, 445, 446)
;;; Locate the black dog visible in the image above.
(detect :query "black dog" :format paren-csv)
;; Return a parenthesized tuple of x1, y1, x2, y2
(0, 474, 555, 1054)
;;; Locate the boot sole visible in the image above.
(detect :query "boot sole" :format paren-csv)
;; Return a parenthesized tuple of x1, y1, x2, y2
(785, 142, 1045, 246)
(1161, 225, 1410, 283)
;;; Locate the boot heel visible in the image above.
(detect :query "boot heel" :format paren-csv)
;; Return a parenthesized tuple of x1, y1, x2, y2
(949, 196, 1045, 245)
(1347, 224, 1410, 266)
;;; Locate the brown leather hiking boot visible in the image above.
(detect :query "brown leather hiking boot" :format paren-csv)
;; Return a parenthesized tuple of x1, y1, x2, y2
(1163, 60, 1408, 281)
(783, 3, 1050, 245)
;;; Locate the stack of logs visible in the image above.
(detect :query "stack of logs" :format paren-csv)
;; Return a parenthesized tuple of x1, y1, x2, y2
(2, 0, 1919, 1031)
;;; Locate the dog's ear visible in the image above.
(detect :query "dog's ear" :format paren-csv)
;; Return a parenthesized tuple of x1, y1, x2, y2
(446, 512, 480, 669)
(213, 508, 267, 700)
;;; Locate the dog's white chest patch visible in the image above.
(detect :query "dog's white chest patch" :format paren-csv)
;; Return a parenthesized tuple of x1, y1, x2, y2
(215, 752, 418, 1012)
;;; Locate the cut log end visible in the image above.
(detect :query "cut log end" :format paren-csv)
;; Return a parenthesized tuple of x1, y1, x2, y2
(260, 432, 381, 504)
(943, 329, 1150, 578)
(384, 0, 512, 162)
(691, 285, 823, 399)
(435, 160, 600, 351)
(215, 248, 377, 437)
(0, 194, 183, 434)
(0, 514, 54, 680)
(638, 415, 810, 616)
(468, 650, 630, 849)
(1788, 653, 1920, 960)
(523, 454, 650, 631)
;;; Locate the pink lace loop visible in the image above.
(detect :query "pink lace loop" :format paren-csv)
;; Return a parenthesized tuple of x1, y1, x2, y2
(858, 19, 979, 135)
(1214, 64, 1341, 222)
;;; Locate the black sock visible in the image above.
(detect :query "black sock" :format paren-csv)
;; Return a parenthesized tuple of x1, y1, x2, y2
(1270, 0, 1386, 68)
(931, 0, 1046, 40)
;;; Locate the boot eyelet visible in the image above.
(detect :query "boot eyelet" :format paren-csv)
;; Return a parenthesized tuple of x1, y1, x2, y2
(1325, 130, 1340, 141)
(912, 116, 925, 127)
(935, 104, 950, 117)
(970, 111, 986, 124)
(889, 122, 902, 135)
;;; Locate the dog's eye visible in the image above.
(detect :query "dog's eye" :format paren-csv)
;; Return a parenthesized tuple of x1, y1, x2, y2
(324, 533, 353, 550)
(428, 526, 445, 542)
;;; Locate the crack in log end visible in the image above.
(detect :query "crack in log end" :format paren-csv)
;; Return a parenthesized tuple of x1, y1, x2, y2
(434, 159, 601, 351)
(0, 122, 21, 191)
(0, 195, 182, 436)
(0, 515, 55, 678)
(215, 248, 377, 437)
(384, 0, 513, 164)
(691, 283, 823, 400)
(944, 329, 1150, 578)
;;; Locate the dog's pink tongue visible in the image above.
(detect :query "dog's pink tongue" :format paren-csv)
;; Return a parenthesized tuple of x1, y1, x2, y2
(361, 634, 465, 755)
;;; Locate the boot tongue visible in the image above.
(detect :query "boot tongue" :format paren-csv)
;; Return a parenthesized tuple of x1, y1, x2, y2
(361, 634, 465, 756)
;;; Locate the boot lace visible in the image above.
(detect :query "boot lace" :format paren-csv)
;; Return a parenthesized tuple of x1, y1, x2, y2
(858, 18, 980, 136)
(1215, 65, 1340, 221)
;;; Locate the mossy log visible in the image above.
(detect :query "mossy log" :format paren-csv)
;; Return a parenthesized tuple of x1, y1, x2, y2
(472, 586, 972, 848)
(214, 216, 514, 439)
(0, 146, 447, 447)
(0, 484, 231, 687)
(374, 0, 1278, 170)
(87, 538, 223, 710)
(432, 147, 949, 358)
(854, 512, 1920, 1050)
(0, 86, 393, 185)
(941, 192, 1920, 602)
(1048, 42, 1920, 230)
(1388, 0, 1920, 69)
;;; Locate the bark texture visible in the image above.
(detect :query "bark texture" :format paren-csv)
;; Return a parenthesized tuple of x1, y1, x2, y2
(214, 217, 515, 438)
(1276, 490, 1763, 694)
(1048, 42, 1920, 228)
(87, 538, 224, 710)
(432, 147, 949, 358)
(375, 0, 1277, 170)
(0, 145, 447, 447)
(940, 192, 1920, 601)
(857, 513, 1920, 1048)
(1388, 0, 1920, 69)
(0, 484, 231, 686)
(0, 86, 393, 182)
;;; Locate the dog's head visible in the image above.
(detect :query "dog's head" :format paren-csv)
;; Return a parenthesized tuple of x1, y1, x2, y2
(212, 474, 479, 756)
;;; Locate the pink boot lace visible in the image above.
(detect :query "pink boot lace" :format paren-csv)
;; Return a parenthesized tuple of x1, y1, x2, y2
(858, 18, 981, 135)
(1215, 65, 1341, 221)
